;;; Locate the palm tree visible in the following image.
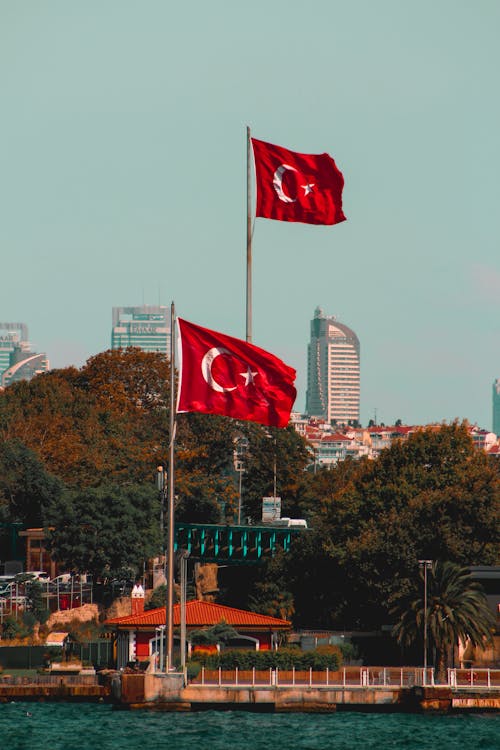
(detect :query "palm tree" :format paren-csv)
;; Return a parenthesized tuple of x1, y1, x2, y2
(392, 561, 495, 682)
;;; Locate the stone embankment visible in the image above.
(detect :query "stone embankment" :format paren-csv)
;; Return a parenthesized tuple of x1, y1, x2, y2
(114, 668, 500, 713)
(0, 673, 111, 702)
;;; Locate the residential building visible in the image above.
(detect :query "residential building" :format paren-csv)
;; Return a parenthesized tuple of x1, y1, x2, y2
(111, 305, 170, 354)
(306, 307, 360, 425)
(469, 425, 498, 453)
(0, 322, 49, 387)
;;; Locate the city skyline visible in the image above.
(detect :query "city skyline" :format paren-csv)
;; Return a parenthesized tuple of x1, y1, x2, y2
(2, 2, 499, 428)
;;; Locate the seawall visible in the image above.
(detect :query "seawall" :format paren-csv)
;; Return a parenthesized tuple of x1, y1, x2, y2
(115, 673, 500, 713)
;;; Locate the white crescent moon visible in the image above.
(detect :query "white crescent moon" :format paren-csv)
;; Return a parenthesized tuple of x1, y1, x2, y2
(273, 164, 297, 203)
(201, 347, 237, 393)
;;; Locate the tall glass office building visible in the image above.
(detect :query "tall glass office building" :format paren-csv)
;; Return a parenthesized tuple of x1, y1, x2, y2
(493, 379, 500, 436)
(111, 306, 171, 354)
(0, 322, 49, 387)
(306, 307, 360, 425)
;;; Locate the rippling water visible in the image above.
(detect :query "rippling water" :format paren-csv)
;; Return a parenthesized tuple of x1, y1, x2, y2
(0, 703, 498, 750)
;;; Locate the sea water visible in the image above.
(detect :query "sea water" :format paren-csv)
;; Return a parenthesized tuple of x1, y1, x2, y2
(0, 702, 498, 750)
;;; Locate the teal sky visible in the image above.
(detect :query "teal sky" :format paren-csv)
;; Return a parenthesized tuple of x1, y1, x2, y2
(1, 1, 499, 428)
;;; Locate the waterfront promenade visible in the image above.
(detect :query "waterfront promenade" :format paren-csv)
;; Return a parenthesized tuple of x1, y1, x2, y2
(1, 666, 499, 711)
(116, 666, 500, 713)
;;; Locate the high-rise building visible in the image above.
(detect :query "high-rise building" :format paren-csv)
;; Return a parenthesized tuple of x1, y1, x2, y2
(0, 322, 50, 387)
(306, 307, 360, 425)
(111, 306, 171, 354)
(493, 379, 500, 435)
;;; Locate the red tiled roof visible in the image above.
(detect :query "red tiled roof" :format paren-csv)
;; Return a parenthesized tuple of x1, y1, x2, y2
(320, 433, 353, 443)
(105, 600, 290, 629)
(366, 425, 414, 435)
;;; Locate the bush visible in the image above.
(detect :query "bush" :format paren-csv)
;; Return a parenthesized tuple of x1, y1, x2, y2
(186, 661, 201, 679)
(1, 615, 31, 640)
(145, 585, 166, 611)
(189, 646, 341, 671)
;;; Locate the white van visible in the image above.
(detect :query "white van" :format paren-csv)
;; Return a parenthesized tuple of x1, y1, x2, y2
(270, 517, 308, 529)
(287, 519, 308, 529)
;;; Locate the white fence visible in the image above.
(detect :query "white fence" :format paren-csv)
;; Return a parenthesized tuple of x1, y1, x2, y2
(191, 666, 500, 690)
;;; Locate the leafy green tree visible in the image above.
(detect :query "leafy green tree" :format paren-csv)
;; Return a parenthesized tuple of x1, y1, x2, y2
(145, 584, 167, 611)
(46, 483, 160, 579)
(392, 561, 495, 682)
(238, 424, 310, 521)
(248, 580, 294, 621)
(271, 422, 499, 630)
(0, 439, 63, 527)
(25, 580, 50, 625)
(190, 620, 240, 646)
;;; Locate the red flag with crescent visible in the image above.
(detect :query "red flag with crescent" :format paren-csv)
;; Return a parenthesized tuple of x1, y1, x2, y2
(251, 138, 346, 225)
(177, 318, 296, 429)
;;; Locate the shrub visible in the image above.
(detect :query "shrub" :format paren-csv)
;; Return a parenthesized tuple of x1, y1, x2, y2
(188, 646, 340, 672)
(145, 584, 166, 611)
(1, 615, 31, 640)
(186, 661, 201, 679)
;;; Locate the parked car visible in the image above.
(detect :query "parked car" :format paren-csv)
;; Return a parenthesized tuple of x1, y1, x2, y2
(49, 574, 72, 591)
(24, 570, 50, 582)
(0, 581, 20, 597)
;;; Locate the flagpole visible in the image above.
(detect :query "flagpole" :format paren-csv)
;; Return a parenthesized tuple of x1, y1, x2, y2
(166, 300, 176, 671)
(246, 125, 252, 342)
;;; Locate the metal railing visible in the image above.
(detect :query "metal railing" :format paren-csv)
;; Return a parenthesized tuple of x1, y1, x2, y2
(190, 666, 500, 690)
(0, 674, 99, 686)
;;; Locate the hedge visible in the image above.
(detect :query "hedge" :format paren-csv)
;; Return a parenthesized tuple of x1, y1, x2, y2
(189, 646, 341, 671)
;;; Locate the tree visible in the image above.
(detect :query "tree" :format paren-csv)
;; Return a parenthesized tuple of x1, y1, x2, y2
(0, 439, 63, 527)
(25, 580, 50, 625)
(248, 580, 295, 621)
(238, 424, 310, 521)
(190, 620, 240, 647)
(46, 484, 160, 580)
(270, 422, 499, 630)
(391, 561, 495, 682)
(0, 351, 171, 487)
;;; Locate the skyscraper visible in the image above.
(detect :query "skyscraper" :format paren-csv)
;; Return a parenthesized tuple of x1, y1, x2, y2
(111, 306, 171, 354)
(0, 322, 49, 387)
(493, 379, 500, 435)
(306, 307, 360, 425)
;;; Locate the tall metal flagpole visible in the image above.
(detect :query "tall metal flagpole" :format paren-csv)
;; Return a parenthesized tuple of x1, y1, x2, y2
(246, 125, 252, 343)
(166, 301, 176, 671)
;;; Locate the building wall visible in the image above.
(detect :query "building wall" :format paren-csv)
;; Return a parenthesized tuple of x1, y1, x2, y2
(111, 306, 171, 354)
(493, 379, 500, 436)
(306, 307, 360, 425)
(0, 323, 48, 386)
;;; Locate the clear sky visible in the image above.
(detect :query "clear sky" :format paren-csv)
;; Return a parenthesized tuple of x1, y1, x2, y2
(1, 1, 499, 428)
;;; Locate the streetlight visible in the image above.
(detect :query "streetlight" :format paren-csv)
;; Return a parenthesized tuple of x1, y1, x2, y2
(419, 559, 433, 684)
(179, 549, 190, 682)
(234, 437, 248, 525)
(156, 465, 167, 546)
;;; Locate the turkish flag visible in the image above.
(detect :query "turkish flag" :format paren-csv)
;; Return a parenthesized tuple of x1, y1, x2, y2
(251, 138, 346, 225)
(177, 318, 297, 429)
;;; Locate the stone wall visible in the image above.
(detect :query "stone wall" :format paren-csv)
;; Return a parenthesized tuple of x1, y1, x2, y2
(47, 603, 100, 629)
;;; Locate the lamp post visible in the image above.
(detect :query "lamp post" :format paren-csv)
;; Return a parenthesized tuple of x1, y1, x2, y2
(156, 465, 166, 546)
(179, 549, 190, 682)
(419, 559, 433, 684)
(234, 436, 248, 525)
